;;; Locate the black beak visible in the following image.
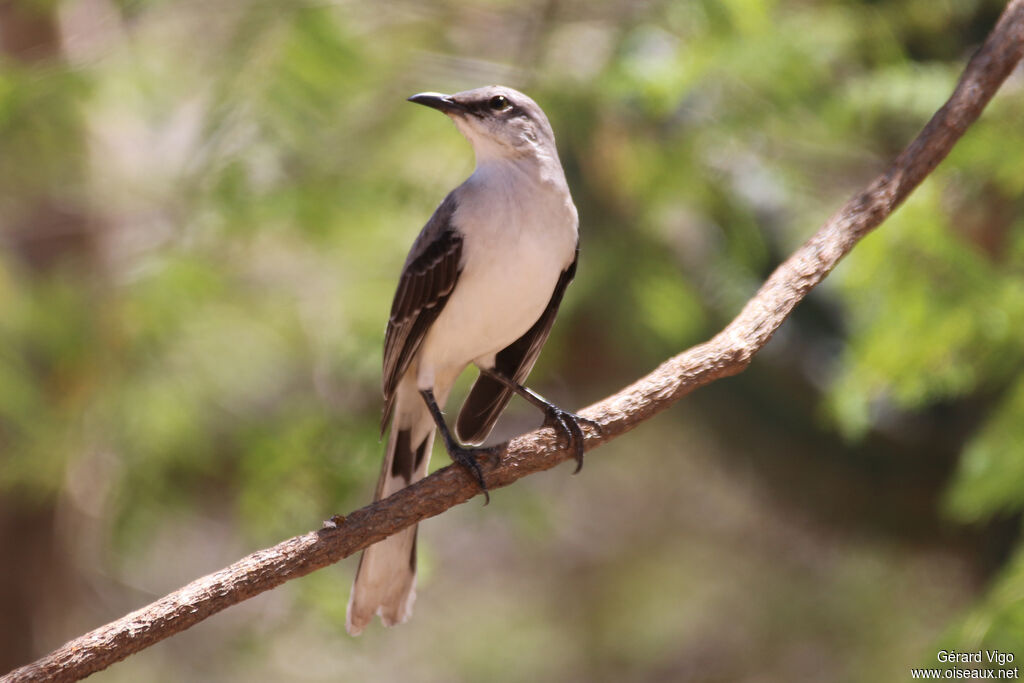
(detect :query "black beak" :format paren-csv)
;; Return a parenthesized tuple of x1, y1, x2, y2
(407, 92, 467, 115)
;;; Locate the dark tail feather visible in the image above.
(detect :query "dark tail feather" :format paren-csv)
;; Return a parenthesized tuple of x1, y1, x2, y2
(347, 391, 434, 635)
(456, 373, 515, 445)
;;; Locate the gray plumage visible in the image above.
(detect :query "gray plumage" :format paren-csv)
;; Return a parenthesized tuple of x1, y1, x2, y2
(347, 85, 580, 635)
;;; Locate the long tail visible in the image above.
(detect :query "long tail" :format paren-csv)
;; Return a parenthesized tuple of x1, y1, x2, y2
(346, 381, 435, 636)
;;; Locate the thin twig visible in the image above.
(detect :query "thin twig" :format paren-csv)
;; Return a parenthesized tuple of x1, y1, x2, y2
(5, 1, 1024, 680)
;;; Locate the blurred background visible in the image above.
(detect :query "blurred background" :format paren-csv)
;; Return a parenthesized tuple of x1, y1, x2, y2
(2, 0, 1024, 680)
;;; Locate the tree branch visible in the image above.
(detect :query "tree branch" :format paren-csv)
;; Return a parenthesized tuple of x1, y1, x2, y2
(6, 2, 1024, 681)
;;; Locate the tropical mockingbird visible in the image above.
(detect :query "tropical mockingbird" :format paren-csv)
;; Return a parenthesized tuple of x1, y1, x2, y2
(346, 85, 595, 635)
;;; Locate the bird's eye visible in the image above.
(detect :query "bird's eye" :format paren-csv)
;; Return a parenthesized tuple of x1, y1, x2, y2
(488, 95, 510, 111)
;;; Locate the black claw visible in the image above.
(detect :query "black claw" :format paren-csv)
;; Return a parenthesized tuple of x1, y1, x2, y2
(420, 387, 498, 504)
(448, 445, 493, 505)
(544, 407, 596, 474)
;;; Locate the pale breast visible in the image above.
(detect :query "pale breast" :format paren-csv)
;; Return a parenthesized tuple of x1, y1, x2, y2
(414, 163, 578, 387)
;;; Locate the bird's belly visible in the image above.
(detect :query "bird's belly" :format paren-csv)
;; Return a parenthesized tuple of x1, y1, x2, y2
(415, 226, 572, 387)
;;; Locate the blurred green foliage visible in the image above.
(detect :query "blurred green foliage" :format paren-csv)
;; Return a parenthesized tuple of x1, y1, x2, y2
(2, 0, 1024, 679)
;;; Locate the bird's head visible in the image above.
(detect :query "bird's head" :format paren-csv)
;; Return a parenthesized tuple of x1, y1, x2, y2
(408, 85, 559, 165)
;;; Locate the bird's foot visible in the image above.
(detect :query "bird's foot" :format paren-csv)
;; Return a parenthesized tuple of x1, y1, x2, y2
(543, 407, 602, 474)
(447, 444, 503, 505)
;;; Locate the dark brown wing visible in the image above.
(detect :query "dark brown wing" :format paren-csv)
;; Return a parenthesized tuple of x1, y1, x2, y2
(381, 193, 463, 430)
(456, 247, 578, 444)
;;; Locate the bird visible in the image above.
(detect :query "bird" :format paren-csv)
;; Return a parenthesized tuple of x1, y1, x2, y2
(346, 85, 597, 636)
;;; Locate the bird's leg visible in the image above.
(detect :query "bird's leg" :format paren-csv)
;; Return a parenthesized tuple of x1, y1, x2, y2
(478, 368, 601, 474)
(419, 388, 500, 504)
